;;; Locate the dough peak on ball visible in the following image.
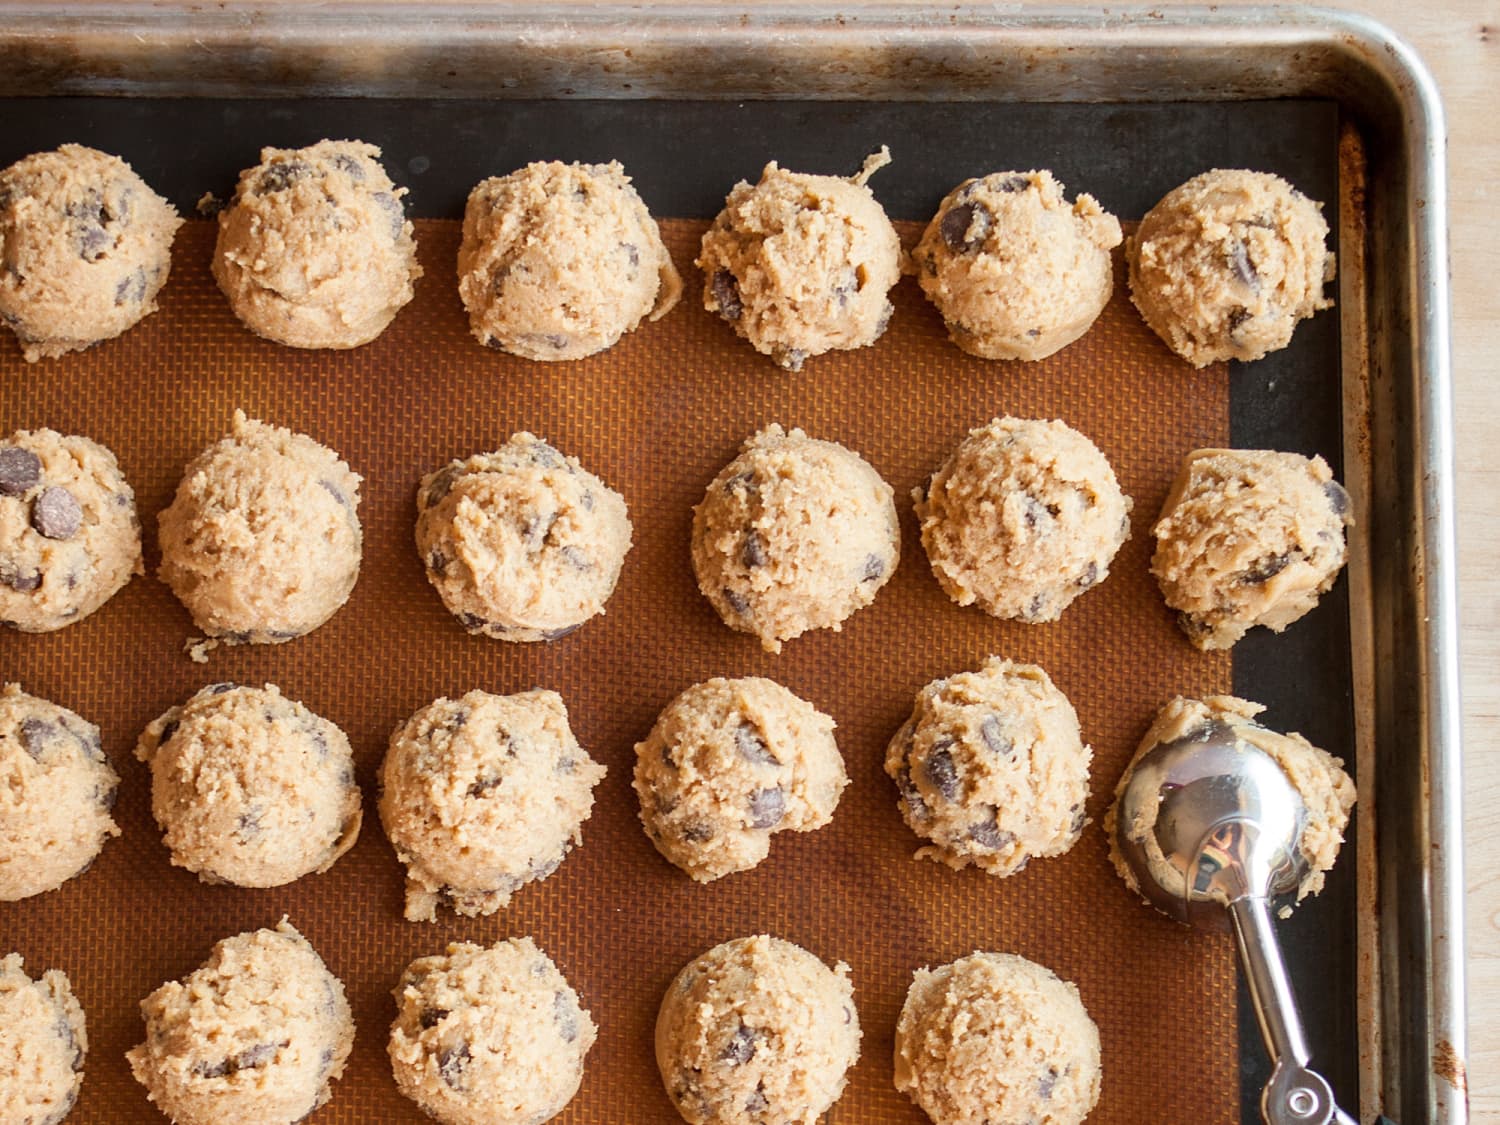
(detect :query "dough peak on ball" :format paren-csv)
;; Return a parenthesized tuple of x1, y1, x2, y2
(915, 169, 1122, 361)
(0, 143, 182, 361)
(697, 147, 902, 371)
(1151, 447, 1351, 650)
(1128, 168, 1335, 367)
(457, 159, 682, 361)
(213, 138, 421, 349)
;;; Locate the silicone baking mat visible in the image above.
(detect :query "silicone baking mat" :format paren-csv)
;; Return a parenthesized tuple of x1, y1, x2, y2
(1, 97, 1351, 1124)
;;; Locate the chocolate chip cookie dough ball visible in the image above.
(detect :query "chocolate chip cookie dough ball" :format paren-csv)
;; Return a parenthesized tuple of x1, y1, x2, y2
(914, 170, 1122, 361)
(0, 144, 180, 362)
(634, 677, 847, 882)
(0, 683, 119, 902)
(158, 411, 362, 651)
(698, 148, 902, 371)
(656, 935, 860, 1125)
(885, 658, 1091, 878)
(134, 683, 361, 888)
(1152, 448, 1351, 650)
(0, 954, 87, 1124)
(389, 938, 596, 1125)
(214, 139, 420, 349)
(692, 424, 899, 653)
(1129, 169, 1334, 367)
(894, 952, 1101, 1125)
(914, 417, 1132, 623)
(379, 689, 607, 922)
(0, 429, 142, 632)
(457, 160, 681, 360)
(416, 434, 633, 642)
(127, 920, 354, 1125)
(1107, 695, 1356, 908)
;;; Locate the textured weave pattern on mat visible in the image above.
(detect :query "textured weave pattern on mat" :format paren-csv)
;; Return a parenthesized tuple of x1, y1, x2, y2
(1, 219, 1235, 1124)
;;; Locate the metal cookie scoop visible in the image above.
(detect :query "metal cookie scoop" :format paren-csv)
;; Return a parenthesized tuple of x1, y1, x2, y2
(1113, 719, 1359, 1125)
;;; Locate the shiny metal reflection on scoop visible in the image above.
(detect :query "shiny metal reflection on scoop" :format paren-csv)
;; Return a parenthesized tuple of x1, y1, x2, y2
(1114, 719, 1363, 1125)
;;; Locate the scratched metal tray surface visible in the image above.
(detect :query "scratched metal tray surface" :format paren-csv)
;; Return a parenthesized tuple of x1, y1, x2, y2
(0, 5, 1461, 1125)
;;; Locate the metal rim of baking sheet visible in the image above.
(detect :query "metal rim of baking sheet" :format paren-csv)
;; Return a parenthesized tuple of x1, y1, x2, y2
(0, 3, 1464, 1122)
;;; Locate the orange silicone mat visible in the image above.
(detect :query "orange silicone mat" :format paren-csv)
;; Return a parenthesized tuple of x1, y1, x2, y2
(1, 218, 1235, 1124)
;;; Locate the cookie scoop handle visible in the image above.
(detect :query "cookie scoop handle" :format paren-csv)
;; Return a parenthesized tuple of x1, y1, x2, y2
(1231, 895, 1359, 1125)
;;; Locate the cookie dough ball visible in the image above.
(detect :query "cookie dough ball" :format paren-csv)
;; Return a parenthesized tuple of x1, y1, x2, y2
(1, 429, 142, 632)
(134, 683, 361, 888)
(214, 139, 420, 349)
(656, 935, 860, 1125)
(1129, 169, 1334, 367)
(692, 424, 899, 652)
(1151, 448, 1351, 650)
(379, 689, 606, 922)
(697, 148, 901, 371)
(0, 683, 119, 901)
(457, 160, 681, 360)
(634, 677, 847, 881)
(1107, 695, 1356, 907)
(894, 952, 1101, 1125)
(389, 938, 596, 1125)
(416, 434, 632, 642)
(127, 920, 354, 1125)
(0, 144, 181, 362)
(914, 417, 1131, 622)
(914, 170, 1122, 361)
(885, 658, 1091, 878)
(0, 954, 87, 1124)
(158, 410, 362, 648)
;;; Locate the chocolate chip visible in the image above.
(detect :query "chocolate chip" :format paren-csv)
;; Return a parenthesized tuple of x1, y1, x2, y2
(207, 682, 236, 695)
(1227, 306, 1253, 334)
(372, 191, 404, 239)
(523, 510, 558, 549)
(746, 1084, 769, 1115)
(32, 487, 81, 540)
(773, 346, 807, 371)
(682, 823, 714, 843)
(925, 746, 960, 801)
(528, 440, 565, 468)
(437, 1042, 471, 1089)
(735, 722, 778, 766)
(896, 764, 929, 821)
(236, 808, 262, 838)
(1077, 561, 1100, 589)
(235, 1042, 278, 1070)
(1325, 480, 1351, 517)
(980, 715, 1013, 757)
(1228, 241, 1258, 289)
(330, 152, 366, 181)
(554, 990, 579, 1042)
(428, 550, 448, 576)
(660, 743, 677, 769)
(711, 269, 742, 320)
(467, 773, 503, 798)
(722, 587, 750, 616)
(256, 159, 314, 194)
(1021, 494, 1049, 529)
(20, 717, 54, 759)
(76, 223, 111, 260)
(862, 553, 885, 582)
(424, 466, 461, 508)
(1025, 593, 1049, 620)
(1039, 1066, 1060, 1099)
(832, 267, 859, 305)
(542, 624, 582, 642)
(749, 786, 785, 829)
(1069, 804, 1087, 835)
(484, 336, 505, 350)
(159, 718, 180, 744)
(193, 1058, 233, 1079)
(0, 446, 41, 496)
(114, 267, 147, 305)
(969, 807, 1015, 852)
(4, 567, 40, 592)
(419, 1007, 449, 1029)
(940, 201, 992, 253)
(994, 173, 1031, 192)
(742, 530, 769, 568)
(560, 545, 591, 570)
(1242, 553, 1292, 584)
(1177, 611, 1213, 640)
(458, 612, 488, 630)
(524, 332, 570, 351)
(318, 479, 348, 507)
(724, 470, 758, 496)
(623, 242, 640, 269)
(720, 1024, 757, 1065)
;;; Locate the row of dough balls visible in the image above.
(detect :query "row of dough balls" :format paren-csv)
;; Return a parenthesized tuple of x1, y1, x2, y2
(0, 414, 1353, 654)
(0, 141, 1333, 370)
(1, 925, 1102, 1125)
(0, 670, 1354, 919)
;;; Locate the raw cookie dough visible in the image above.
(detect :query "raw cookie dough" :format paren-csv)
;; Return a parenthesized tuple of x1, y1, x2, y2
(913, 170, 1122, 361)
(0, 683, 118, 901)
(656, 935, 860, 1125)
(0, 953, 87, 1125)
(457, 160, 681, 360)
(697, 149, 901, 371)
(213, 139, 420, 349)
(416, 433, 632, 642)
(1106, 695, 1356, 908)
(885, 658, 1091, 877)
(1151, 448, 1351, 650)
(0, 143, 180, 361)
(134, 683, 362, 888)
(158, 410, 363, 650)
(379, 689, 606, 922)
(633, 677, 847, 881)
(1, 429, 142, 632)
(692, 424, 899, 653)
(389, 938, 596, 1125)
(914, 416, 1132, 623)
(1128, 168, 1335, 367)
(127, 920, 354, 1125)
(894, 951, 1101, 1125)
